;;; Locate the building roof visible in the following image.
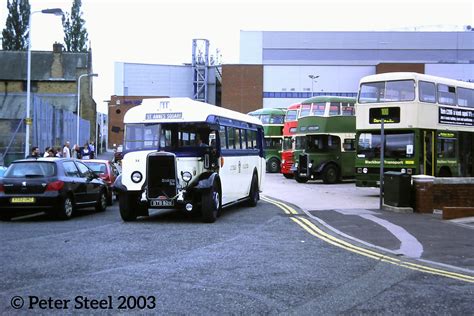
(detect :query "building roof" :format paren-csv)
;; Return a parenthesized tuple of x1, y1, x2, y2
(0, 49, 90, 81)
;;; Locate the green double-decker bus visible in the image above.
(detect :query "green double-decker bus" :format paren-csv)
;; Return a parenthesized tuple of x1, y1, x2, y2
(248, 108, 286, 173)
(292, 96, 356, 184)
(355, 72, 474, 187)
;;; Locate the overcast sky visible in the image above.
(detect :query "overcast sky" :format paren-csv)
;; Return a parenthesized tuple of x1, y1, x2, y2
(1, 0, 473, 113)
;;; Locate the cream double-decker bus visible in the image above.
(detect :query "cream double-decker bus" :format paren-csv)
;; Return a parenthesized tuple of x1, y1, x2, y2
(355, 72, 474, 187)
(114, 98, 265, 222)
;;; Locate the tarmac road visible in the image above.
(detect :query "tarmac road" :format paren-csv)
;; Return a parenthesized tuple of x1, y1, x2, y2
(0, 173, 473, 314)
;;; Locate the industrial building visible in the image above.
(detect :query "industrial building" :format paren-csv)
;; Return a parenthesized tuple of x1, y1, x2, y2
(109, 30, 474, 146)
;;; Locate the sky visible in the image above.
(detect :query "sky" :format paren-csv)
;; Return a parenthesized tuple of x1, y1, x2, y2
(1, 0, 473, 114)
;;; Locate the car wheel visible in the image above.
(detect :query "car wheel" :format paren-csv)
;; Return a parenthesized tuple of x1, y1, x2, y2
(247, 174, 259, 207)
(58, 195, 74, 220)
(96, 190, 107, 212)
(119, 192, 138, 221)
(201, 181, 221, 223)
(106, 190, 113, 206)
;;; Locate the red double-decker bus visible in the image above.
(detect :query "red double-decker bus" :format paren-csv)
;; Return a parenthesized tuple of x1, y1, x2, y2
(281, 103, 302, 178)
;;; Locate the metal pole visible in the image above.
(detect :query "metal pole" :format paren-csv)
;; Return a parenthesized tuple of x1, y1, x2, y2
(24, 13, 33, 158)
(379, 118, 385, 210)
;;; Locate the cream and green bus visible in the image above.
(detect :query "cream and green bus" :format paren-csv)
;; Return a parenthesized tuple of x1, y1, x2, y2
(114, 98, 265, 222)
(355, 72, 474, 187)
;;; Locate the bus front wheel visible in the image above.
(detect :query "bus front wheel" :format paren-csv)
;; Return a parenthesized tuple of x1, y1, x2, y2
(119, 192, 138, 222)
(322, 165, 339, 184)
(201, 181, 222, 223)
(267, 158, 281, 173)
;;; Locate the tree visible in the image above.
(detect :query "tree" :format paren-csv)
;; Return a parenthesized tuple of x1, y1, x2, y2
(62, 0, 88, 52)
(2, 0, 30, 50)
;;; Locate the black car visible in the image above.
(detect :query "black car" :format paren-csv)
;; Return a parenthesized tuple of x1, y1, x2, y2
(0, 158, 108, 220)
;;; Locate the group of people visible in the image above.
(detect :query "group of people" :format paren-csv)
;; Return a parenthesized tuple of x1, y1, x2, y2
(27, 141, 96, 160)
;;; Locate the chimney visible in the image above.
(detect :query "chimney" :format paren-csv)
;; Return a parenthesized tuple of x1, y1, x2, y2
(51, 42, 64, 79)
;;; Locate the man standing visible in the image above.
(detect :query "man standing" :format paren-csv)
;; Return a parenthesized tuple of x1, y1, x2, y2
(62, 141, 71, 158)
(27, 146, 40, 159)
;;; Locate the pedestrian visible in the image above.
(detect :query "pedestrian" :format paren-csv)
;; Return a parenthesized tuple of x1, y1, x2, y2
(43, 146, 51, 157)
(89, 141, 95, 159)
(26, 146, 40, 159)
(55, 147, 62, 157)
(81, 142, 91, 160)
(46, 148, 55, 157)
(62, 141, 71, 158)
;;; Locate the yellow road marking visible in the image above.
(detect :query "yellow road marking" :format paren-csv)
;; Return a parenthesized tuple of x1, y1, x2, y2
(262, 196, 474, 283)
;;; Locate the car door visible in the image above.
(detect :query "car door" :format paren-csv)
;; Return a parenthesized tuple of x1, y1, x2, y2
(75, 161, 101, 203)
(62, 161, 85, 203)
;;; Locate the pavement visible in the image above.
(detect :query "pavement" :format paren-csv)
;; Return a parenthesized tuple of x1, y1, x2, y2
(263, 174, 474, 274)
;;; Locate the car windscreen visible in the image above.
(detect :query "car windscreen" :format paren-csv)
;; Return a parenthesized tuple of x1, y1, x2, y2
(83, 162, 107, 174)
(4, 161, 56, 178)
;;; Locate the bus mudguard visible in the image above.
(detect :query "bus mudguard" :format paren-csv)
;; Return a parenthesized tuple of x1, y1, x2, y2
(194, 172, 220, 191)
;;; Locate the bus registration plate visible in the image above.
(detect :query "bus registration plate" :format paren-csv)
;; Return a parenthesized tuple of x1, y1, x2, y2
(150, 199, 174, 207)
(11, 197, 35, 203)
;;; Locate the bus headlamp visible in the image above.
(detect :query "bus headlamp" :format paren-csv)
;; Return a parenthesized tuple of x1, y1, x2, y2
(363, 168, 368, 174)
(131, 171, 143, 183)
(181, 171, 192, 183)
(308, 163, 313, 168)
(401, 168, 406, 173)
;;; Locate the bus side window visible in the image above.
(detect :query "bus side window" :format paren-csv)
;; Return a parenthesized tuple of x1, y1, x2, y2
(235, 129, 242, 149)
(419, 81, 436, 103)
(227, 127, 235, 149)
(219, 126, 227, 149)
(241, 130, 248, 149)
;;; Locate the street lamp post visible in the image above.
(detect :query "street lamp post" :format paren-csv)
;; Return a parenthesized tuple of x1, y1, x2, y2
(25, 8, 63, 157)
(308, 75, 319, 97)
(76, 73, 98, 147)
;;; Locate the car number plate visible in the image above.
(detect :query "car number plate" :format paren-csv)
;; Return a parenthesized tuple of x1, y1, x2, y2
(150, 199, 174, 207)
(10, 197, 36, 203)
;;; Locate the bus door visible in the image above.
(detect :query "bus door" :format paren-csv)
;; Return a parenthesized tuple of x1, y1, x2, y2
(423, 130, 435, 176)
(459, 132, 474, 177)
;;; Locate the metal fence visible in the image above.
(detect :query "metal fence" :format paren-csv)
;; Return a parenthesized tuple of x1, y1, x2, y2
(0, 95, 90, 166)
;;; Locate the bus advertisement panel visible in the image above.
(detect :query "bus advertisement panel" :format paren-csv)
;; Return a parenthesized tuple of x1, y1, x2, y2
(292, 97, 356, 184)
(247, 108, 286, 173)
(355, 72, 474, 187)
(114, 98, 265, 223)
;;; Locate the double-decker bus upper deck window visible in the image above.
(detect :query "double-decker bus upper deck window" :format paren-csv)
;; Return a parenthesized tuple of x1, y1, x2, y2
(329, 102, 341, 116)
(419, 81, 436, 103)
(342, 103, 355, 116)
(270, 115, 285, 124)
(259, 114, 271, 124)
(457, 87, 474, 108)
(300, 104, 311, 117)
(312, 103, 326, 116)
(359, 80, 415, 103)
(437, 84, 456, 105)
(285, 110, 298, 122)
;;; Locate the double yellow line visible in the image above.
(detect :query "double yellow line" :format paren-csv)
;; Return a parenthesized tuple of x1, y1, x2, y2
(262, 196, 474, 284)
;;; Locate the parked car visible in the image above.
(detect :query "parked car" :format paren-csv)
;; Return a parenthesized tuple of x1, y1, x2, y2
(0, 158, 108, 221)
(0, 166, 7, 178)
(82, 159, 120, 205)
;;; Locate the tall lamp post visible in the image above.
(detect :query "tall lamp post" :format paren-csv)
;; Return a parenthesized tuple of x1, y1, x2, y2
(308, 74, 319, 97)
(25, 8, 63, 157)
(76, 73, 98, 147)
